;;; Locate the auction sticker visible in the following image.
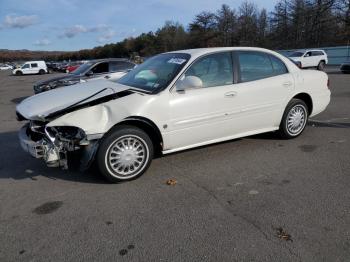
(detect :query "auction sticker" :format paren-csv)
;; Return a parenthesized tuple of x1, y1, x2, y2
(167, 58, 187, 64)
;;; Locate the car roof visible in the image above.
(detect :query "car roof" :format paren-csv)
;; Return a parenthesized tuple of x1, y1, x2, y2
(294, 49, 325, 53)
(87, 58, 133, 63)
(166, 47, 287, 60)
(25, 61, 45, 63)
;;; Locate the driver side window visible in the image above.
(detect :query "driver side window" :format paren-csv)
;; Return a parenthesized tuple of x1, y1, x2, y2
(185, 52, 233, 88)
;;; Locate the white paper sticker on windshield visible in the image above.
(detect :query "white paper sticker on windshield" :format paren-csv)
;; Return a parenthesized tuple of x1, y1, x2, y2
(167, 58, 186, 65)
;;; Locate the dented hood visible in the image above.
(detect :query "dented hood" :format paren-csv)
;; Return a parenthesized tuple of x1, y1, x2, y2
(17, 79, 130, 120)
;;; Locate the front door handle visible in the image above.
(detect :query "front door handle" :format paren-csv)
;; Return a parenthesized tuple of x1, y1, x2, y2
(225, 91, 237, 98)
(104, 75, 111, 79)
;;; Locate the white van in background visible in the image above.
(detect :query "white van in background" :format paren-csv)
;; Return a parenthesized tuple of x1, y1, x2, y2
(12, 61, 48, 75)
(288, 50, 328, 70)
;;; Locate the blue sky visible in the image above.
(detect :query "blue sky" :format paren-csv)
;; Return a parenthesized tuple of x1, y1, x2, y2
(0, 0, 277, 51)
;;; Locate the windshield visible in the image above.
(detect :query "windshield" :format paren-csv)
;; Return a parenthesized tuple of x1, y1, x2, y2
(117, 53, 191, 92)
(289, 52, 304, 57)
(71, 62, 92, 75)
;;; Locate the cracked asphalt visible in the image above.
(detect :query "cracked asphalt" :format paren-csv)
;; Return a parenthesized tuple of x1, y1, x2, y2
(0, 69, 349, 261)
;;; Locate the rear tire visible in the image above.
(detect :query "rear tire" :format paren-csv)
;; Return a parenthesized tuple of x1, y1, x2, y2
(278, 99, 308, 139)
(96, 125, 154, 183)
(317, 61, 325, 71)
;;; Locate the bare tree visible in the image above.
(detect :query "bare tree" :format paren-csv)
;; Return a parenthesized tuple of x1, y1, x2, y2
(215, 4, 238, 46)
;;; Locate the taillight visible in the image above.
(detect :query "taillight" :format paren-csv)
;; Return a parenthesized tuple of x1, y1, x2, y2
(327, 78, 330, 88)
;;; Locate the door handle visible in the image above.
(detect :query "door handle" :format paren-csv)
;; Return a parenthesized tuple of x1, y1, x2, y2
(225, 91, 237, 98)
(104, 75, 111, 79)
(283, 81, 293, 87)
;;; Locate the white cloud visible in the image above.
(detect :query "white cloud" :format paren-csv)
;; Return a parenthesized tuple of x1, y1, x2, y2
(97, 29, 116, 43)
(60, 25, 87, 38)
(60, 24, 110, 38)
(3, 14, 38, 28)
(34, 38, 51, 46)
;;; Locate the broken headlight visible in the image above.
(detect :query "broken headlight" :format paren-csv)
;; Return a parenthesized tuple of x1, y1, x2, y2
(45, 126, 86, 143)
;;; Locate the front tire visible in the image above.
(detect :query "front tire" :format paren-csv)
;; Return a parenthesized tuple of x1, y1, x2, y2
(16, 71, 23, 76)
(39, 69, 45, 75)
(96, 125, 154, 183)
(279, 99, 308, 139)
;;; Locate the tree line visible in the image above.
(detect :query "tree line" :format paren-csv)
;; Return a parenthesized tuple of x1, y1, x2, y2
(1, 0, 349, 62)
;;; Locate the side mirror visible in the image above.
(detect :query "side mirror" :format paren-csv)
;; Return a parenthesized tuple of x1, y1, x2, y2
(176, 76, 203, 91)
(86, 71, 94, 77)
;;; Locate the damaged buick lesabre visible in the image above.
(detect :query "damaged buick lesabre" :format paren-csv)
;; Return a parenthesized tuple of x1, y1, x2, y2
(16, 47, 331, 182)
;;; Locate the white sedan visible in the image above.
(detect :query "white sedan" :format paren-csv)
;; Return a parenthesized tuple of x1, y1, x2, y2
(0, 64, 13, 70)
(16, 47, 331, 182)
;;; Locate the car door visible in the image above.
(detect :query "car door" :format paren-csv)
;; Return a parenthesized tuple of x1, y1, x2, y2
(303, 51, 313, 67)
(231, 51, 294, 131)
(30, 63, 39, 74)
(168, 51, 241, 149)
(21, 63, 30, 74)
(312, 51, 322, 66)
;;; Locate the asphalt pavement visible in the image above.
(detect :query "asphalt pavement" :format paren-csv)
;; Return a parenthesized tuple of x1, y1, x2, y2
(0, 69, 349, 261)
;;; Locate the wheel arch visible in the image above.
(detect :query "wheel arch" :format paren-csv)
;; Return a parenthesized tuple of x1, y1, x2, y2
(109, 116, 163, 156)
(291, 93, 313, 115)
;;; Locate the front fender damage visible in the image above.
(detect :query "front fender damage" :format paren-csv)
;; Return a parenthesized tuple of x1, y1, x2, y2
(28, 103, 129, 170)
(18, 89, 136, 171)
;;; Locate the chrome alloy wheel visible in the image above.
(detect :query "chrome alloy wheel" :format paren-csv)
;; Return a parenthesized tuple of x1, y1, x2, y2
(105, 135, 149, 179)
(286, 104, 307, 136)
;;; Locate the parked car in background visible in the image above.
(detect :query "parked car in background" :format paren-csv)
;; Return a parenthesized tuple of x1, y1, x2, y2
(17, 47, 331, 183)
(0, 64, 13, 70)
(46, 62, 60, 73)
(288, 49, 328, 70)
(33, 58, 135, 93)
(12, 61, 48, 75)
(54, 62, 68, 72)
(340, 60, 350, 74)
(65, 62, 83, 73)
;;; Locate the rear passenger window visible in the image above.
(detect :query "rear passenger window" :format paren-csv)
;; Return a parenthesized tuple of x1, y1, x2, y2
(185, 52, 233, 88)
(312, 51, 324, 56)
(31, 63, 38, 68)
(269, 55, 288, 75)
(238, 52, 274, 82)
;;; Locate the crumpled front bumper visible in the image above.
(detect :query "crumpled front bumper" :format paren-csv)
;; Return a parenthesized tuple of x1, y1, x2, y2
(19, 124, 44, 158)
(18, 124, 64, 168)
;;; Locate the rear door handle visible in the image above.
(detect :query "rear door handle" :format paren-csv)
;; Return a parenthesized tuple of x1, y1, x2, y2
(225, 91, 237, 98)
(104, 75, 111, 79)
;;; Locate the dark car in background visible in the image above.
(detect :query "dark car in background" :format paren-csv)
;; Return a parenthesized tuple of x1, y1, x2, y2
(340, 61, 350, 74)
(33, 58, 136, 94)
